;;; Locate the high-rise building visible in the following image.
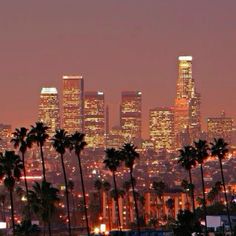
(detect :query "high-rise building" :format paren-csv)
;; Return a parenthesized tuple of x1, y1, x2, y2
(107, 126, 123, 149)
(149, 107, 175, 151)
(174, 56, 201, 148)
(84, 91, 105, 148)
(120, 91, 142, 144)
(62, 75, 84, 134)
(207, 112, 234, 144)
(38, 87, 60, 136)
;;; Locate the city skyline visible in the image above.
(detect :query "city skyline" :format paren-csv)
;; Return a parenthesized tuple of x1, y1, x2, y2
(1, 1, 236, 137)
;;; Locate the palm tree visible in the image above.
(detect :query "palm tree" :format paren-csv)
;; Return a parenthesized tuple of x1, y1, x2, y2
(0, 193, 6, 221)
(104, 148, 122, 231)
(120, 143, 141, 234)
(152, 181, 166, 219)
(210, 138, 232, 233)
(165, 198, 175, 218)
(69, 132, 90, 235)
(194, 139, 209, 233)
(28, 122, 49, 181)
(102, 181, 112, 230)
(0, 151, 23, 235)
(67, 180, 76, 226)
(28, 181, 59, 236)
(52, 129, 71, 236)
(178, 145, 197, 214)
(94, 179, 103, 215)
(207, 181, 222, 204)
(11, 127, 32, 218)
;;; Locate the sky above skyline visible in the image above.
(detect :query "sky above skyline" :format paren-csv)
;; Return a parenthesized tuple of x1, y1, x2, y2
(1, 1, 236, 137)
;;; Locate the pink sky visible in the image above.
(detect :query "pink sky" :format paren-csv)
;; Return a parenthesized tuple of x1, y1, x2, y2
(0, 1, 236, 137)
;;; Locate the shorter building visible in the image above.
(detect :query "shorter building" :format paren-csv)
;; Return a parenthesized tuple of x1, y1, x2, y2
(106, 126, 123, 149)
(84, 91, 105, 148)
(38, 87, 60, 136)
(149, 107, 175, 151)
(207, 112, 234, 144)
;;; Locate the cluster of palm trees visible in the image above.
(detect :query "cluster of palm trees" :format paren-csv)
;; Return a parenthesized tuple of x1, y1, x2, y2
(178, 138, 233, 234)
(0, 122, 88, 236)
(103, 143, 141, 235)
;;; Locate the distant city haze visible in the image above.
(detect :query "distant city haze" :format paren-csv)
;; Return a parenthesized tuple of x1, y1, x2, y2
(0, 0, 236, 138)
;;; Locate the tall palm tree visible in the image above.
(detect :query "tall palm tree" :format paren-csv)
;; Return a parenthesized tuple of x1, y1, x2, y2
(28, 122, 49, 181)
(67, 180, 76, 226)
(102, 181, 112, 230)
(28, 181, 59, 236)
(104, 148, 122, 231)
(120, 143, 141, 235)
(69, 132, 90, 235)
(0, 193, 6, 221)
(52, 129, 71, 236)
(0, 151, 23, 235)
(94, 179, 103, 215)
(152, 180, 166, 219)
(11, 127, 32, 218)
(178, 145, 197, 214)
(194, 139, 209, 233)
(210, 138, 232, 233)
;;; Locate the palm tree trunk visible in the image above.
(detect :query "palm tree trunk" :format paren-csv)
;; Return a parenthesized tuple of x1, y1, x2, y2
(40, 144, 46, 181)
(200, 164, 207, 235)
(107, 195, 112, 231)
(9, 190, 15, 235)
(22, 152, 31, 219)
(188, 169, 196, 215)
(76, 153, 90, 236)
(219, 159, 232, 233)
(130, 171, 141, 236)
(60, 154, 72, 236)
(112, 172, 122, 231)
(48, 221, 52, 236)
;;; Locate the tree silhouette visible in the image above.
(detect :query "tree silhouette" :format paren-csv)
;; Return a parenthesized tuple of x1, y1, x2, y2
(15, 220, 40, 236)
(178, 145, 196, 214)
(102, 181, 112, 230)
(28, 181, 59, 236)
(28, 122, 49, 181)
(210, 138, 232, 233)
(11, 127, 32, 219)
(52, 129, 72, 236)
(0, 151, 23, 235)
(120, 143, 141, 235)
(69, 132, 90, 235)
(194, 139, 209, 233)
(104, 148, 122, 231)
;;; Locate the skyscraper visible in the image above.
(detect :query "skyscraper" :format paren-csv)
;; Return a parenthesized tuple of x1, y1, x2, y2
(62, 75, 84, 134)
(84, 91, 105, 148)
(207, 112, 234, 144)
(174, 56, 201, 148)
(149, 107, 175, 151)
(38, 87, 60, 136)
(120, 91, 142, 144)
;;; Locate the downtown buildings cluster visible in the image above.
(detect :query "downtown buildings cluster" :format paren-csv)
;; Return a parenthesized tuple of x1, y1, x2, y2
(37, 56, 235, 152)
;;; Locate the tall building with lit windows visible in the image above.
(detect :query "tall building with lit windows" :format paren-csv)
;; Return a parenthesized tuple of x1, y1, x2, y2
(62, 75, 84, 134)
(174, 56, 201, 148)
(120, 91, 142, 144)
(38, 87, 60, 136)
(149, 107, 175, 151)
(207, 112, 234, 144)
(84, 91, 105, 148)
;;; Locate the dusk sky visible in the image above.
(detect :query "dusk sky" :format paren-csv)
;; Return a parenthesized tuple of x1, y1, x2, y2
(1, 1, 236, 137)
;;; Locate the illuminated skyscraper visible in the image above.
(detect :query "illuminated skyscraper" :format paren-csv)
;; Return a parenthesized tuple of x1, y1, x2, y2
(38, 87, 60, 136)
(0, 124, 12, 152)
(207, 112, 234, 144)
(149, 107, 175, 151)
(120, 91, 142, 144)
(84, 91, 105, 148)
(62, 75, 84, 133)
(174, 56, 201, 147)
